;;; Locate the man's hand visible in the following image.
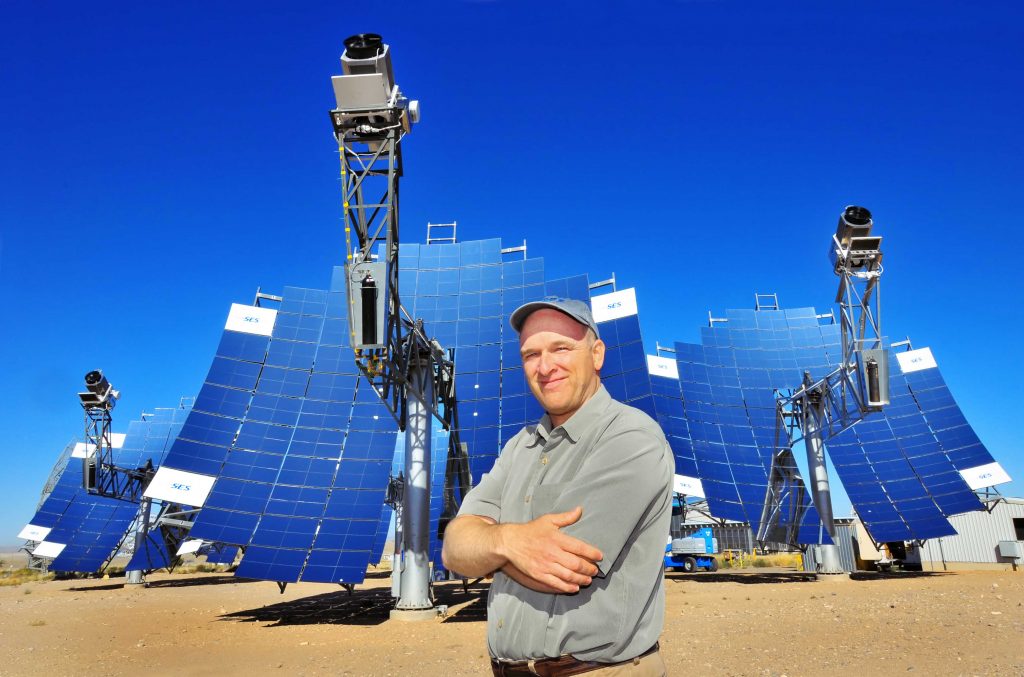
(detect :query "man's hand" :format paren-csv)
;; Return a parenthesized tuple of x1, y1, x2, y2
(442, 507, 603, 593)
(500, 562, 566, 594)
(496, 506, 603, 594)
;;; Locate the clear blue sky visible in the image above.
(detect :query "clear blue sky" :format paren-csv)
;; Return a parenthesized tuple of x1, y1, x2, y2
(2, 1, 1021, 542)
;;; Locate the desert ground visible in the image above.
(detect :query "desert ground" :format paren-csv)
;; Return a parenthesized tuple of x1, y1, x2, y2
(1, 560, 1021, 677)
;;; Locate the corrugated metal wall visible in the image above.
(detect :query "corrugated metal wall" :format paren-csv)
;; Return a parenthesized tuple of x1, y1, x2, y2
(920, 498, 1024, 566)
(801, 523, 857, 572)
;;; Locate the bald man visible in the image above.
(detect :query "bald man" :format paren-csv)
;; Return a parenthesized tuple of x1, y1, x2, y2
(442, 297, 674, 676)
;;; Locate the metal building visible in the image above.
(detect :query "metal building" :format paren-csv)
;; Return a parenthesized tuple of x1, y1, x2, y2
(918, 497, 1024, 571)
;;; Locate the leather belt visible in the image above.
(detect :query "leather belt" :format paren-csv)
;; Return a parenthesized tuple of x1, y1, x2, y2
(490, 642, 660, 677)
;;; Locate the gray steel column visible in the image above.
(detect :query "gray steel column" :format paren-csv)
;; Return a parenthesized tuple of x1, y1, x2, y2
(125, 497, 151, 585)
(803, 400, 845, 574)
(392, 360, 435, 617)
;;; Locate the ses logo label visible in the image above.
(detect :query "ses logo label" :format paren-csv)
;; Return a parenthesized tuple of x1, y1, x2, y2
(225, 303, 277, 337)
(145, 468, 215, 505)
(895, 348, 937, 374)
(591, 288, 637, 323)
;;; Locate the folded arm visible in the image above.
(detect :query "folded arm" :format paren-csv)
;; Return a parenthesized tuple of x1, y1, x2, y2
(441, 507, 603, 594)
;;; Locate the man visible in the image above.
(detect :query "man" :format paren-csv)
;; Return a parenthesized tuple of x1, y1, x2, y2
(442, 297, 674, 676)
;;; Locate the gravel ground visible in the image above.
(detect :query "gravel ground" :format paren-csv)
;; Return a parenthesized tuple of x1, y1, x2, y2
(0, 567, 1021, 676)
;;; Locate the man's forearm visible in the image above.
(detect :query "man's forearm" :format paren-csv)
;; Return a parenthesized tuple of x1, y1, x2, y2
(441, 515, 509, 578)
(443, 508, 602, 594)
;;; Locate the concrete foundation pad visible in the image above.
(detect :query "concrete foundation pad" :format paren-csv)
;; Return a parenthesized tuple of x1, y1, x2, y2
(390, 607, 438, 622)
(817, 571, 852, 579)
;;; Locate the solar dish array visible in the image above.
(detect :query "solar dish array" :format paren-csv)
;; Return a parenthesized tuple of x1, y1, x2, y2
(150, 278, 397, 584)
(21, 404, 190, 573)
(23, 235, 1010, 580)
(666, 304, 996, 544)
(825, 347, 993, 541)
(141, 237, 671, 584)
(669, 307, 831, 543)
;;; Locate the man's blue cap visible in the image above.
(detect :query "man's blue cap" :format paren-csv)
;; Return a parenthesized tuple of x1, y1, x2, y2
(510, 296, 600, 339)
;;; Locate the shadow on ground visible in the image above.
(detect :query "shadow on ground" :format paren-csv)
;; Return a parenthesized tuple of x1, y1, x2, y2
(666, 571, 817, 585)
(221, 580, 489, 627)
(223, 586, 396, 627)
(666, 569, 951, 585)
(64, 574, 259, 592)
(849, 570, 948, 581)
(437, 581, 488, 623)
(147, 575, 260, 589)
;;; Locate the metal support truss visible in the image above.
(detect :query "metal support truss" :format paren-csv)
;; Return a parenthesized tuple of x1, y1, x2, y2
(674, 494, 726, 526)
(976, 485, 1006, 513)
(501, 240, 527, 258)
(335, 124, 465, 451)
(125, 503, 201, 579)
(757, 442, 809, 546)
(426, 221, 457, 245)
(759, 207, 885, 572)
(80, 375, 155, 503)
(22, 541, 50, 573)
(338, 128, 405, 417)
(83, 408, 154, 502)
(331, 35, 468, 618)
(589, 273, 616, 292)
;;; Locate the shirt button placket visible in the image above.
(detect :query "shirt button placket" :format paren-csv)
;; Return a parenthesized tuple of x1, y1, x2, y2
(538, 436, 556, 480)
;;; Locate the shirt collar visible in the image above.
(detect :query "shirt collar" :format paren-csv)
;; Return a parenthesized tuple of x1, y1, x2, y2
(529, 384, 610, 445)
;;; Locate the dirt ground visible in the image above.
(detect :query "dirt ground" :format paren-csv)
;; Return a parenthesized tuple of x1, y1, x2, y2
(0, 565, 1021, 677)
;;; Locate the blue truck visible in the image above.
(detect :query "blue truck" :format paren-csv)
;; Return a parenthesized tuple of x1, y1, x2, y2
(664, 527, 720, 572)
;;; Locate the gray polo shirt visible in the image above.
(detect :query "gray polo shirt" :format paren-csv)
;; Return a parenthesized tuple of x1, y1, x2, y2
(456, 385, 674, 663)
